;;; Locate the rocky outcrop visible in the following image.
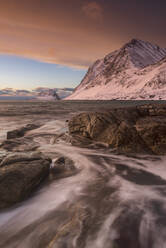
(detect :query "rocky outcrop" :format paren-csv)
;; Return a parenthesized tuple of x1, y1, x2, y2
(0, 152, 51, 209)
(0, 137, 39, 152)
(7, 123, 40, 139)
(68, 104, 166, 155)
(50, 156, 77, 179)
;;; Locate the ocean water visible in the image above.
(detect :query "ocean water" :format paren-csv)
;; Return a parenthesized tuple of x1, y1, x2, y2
(0, 96, 35, 100)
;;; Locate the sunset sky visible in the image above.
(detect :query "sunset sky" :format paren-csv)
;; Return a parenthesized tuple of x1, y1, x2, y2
(0, 0, 165, 89)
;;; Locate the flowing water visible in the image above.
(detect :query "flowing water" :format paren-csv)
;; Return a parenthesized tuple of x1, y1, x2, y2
(0, 101, 166, 248)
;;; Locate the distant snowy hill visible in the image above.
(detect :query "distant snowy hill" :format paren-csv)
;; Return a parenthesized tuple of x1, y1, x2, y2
(0, 87, 74, 100)
(33, 87, 74, 99)
(34, 88, 60, 101)
(67, 39, 166, 100)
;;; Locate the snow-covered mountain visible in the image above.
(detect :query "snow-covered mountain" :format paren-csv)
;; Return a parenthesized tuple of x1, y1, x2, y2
(67, 39, 166, 100)
(33, 87, 74, 99)
(35, 88, 60, 101)
(0, 87, 74, 100)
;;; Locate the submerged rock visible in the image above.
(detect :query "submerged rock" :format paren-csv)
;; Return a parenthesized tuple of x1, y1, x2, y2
(0, 151, 50, 167)
(7, 123, 40, 139)
(0, 137, 39, 152)
(68, 104, 166, 155)
(50, 156, 77, 179)
(0, 152, 51, 209)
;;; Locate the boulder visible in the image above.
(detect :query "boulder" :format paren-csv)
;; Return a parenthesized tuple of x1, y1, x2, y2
(68, 110, 151, 154)
(7, 123, 40, 139)
(0, 151, 50, 167)
(0, 137, 39, 152)
(136, 117, 166, 155)
(50, 156, 77, 178)
(68, 104, 166, 155)
(0, 152, 51, 209)
(0, 150, 9, 164)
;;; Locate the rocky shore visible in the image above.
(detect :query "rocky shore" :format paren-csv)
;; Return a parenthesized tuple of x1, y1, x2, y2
(1, 102, 166, 210)
(0, 101, 166, 248)
(69, 103, 166, 155)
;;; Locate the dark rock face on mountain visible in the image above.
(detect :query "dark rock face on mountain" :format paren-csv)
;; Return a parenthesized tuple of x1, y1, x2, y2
(0, 152, 51, 209)
(68, 39, 166, 100)
(69, 104, 166, 155)
(122, 38, 166, 68)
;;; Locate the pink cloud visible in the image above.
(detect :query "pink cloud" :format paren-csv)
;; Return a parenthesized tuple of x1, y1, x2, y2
(82, 1, 103, 20)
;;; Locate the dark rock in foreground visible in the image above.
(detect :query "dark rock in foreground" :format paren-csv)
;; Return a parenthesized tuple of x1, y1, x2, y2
(0, 152, 51, 209)
(0, 137, 39, 152)
(50, 156, 77, 179)
(7, 123, 40, 139)
(68, 103, 166, 155)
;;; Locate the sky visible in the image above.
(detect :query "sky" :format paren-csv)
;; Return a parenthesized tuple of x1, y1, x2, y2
(0, 0, 165, 89)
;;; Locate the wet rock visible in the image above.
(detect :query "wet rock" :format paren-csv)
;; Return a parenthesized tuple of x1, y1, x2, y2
(50, 156, 77, 178)
(7, 123, 40, 139)
(0, 151, 51, 167)
(0, 150, 9, 164)
(50, 133, 66, 144)
(70, 134, 93, 147)
(112, 207, 143, 248)
(0, 137, 39, 152)
(136, 117, 166, 155)
(0, 152, 51, 209)
(50, 133, 71, 145)
(68, 104, 166, 154)
(69, 110, 151, 154)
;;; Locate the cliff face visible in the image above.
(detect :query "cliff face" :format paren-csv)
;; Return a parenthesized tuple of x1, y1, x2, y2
(68, 39, 166, 100)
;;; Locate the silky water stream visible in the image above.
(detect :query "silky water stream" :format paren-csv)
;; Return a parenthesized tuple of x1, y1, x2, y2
(0, 119, 166, 248)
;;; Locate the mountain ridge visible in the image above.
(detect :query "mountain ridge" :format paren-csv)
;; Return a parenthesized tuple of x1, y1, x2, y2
(0, 87, 74, 100)
(68, 39, 166, 100)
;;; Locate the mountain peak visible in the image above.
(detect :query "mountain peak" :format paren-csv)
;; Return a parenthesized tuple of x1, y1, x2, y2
(121, 38, 166, 68)
(124, 38, 144, 47)
(67, 39, 166, 100)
